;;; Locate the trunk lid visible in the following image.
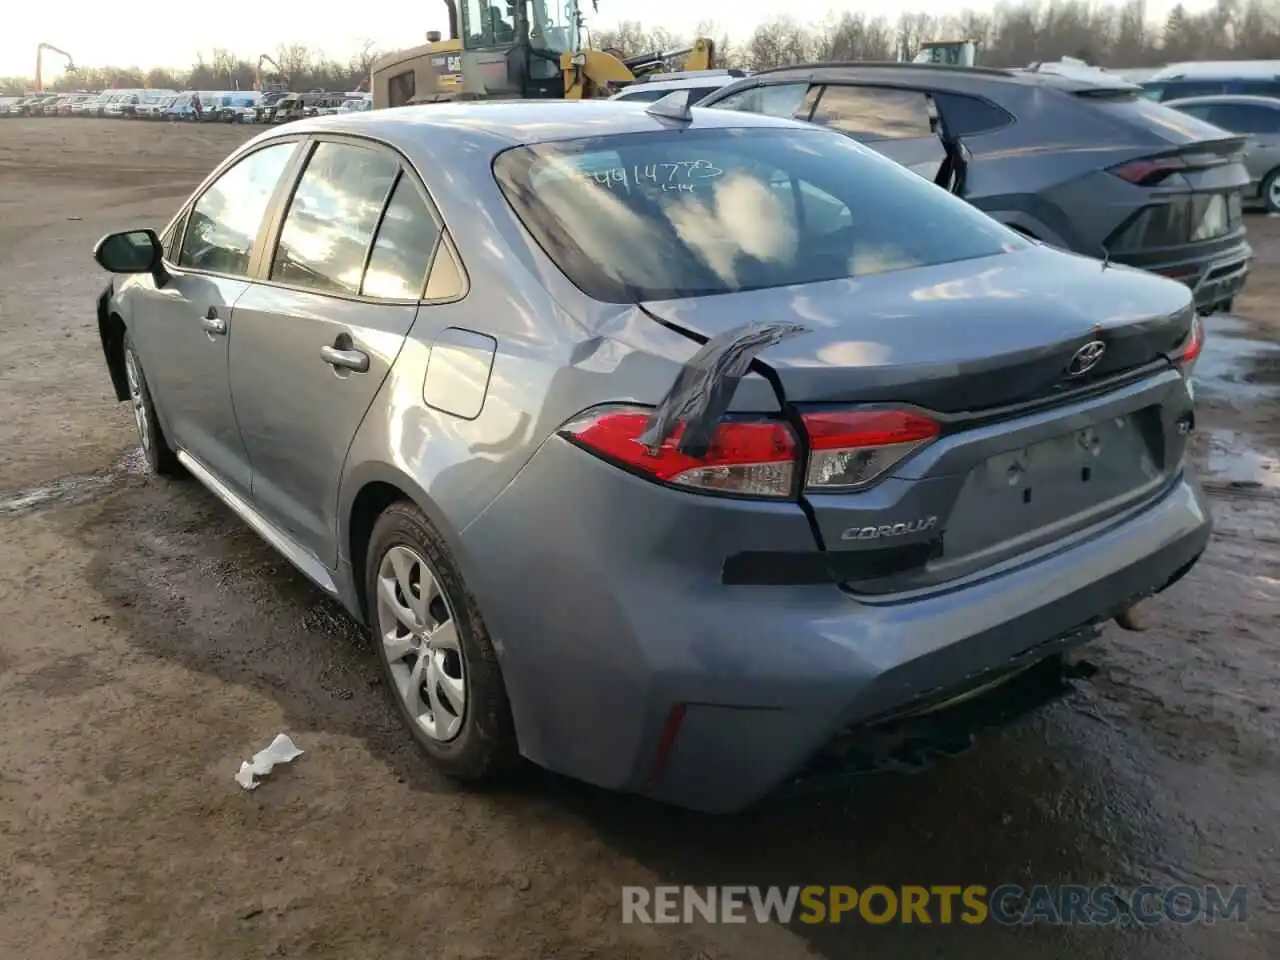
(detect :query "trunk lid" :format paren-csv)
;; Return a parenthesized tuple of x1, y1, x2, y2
(644, 245, 1194, 413)
(644, 244, 1197, 591)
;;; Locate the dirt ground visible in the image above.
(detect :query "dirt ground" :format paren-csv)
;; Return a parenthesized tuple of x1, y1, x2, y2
(0, 118, 1277, 960)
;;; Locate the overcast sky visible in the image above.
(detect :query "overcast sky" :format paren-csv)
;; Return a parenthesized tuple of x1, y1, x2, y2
(2, 0, 1217, 79)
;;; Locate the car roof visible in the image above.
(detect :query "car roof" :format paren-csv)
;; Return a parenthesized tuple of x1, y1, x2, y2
(1150, 60, 1280, 80)
(273, 99, 823, 154)
(716, 60, 1138, 95)
(1165, 94, 1280, 107)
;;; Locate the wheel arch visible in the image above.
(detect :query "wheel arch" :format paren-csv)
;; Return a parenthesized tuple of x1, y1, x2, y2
(340, 463, 467, 625)
(97, 286, 129, 402)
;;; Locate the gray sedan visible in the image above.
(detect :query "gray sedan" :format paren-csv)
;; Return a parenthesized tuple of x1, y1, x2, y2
(1166, 94, 1280, 213)
(92, 101, 1211, 813)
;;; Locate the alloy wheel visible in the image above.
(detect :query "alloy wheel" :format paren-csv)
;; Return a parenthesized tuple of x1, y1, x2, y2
(375, 544, 467, 742)
(124, 349, 150, 454)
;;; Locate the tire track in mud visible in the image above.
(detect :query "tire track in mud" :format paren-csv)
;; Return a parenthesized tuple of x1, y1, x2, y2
(0, 449, 148, 517)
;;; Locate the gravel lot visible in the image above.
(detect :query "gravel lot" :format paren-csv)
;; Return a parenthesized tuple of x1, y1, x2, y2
(1, 117, 1277, 959)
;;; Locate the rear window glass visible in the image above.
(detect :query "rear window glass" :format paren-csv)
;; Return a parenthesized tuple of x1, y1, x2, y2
(1083, 92, 1232, 142)
(493, 127, 1024, 303)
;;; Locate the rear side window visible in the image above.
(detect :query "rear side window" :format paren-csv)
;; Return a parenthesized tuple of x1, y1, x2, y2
(1235, 79, 1280, 97)
(270, 142, 399, 295)
(493, 127, 1025, 303)
(361, 174, 442, 300)
(178, 141, 297, 277)
(709, 82, 813, 119)
(1158, 80, 1229, 100)
(811, 86, 932, 141)
(1172, 103, 1214, 122)
(933, 92, 1015, 137)
(617, 88, 670, 103)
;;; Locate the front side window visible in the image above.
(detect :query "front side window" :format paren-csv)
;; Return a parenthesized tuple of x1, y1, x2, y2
(811, 85, 933, 141)
(1207, 102, 1280, 134)
(270, 142, 399, 295)
(361, 174, 442, 299)
(494, 126, 1025, 303)
(178, 141, 298, 276)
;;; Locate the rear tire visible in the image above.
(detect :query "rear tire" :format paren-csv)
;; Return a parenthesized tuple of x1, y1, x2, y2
(1262, 169, 1280, 215)
(366, 501, 516, 780)
(122, 333, 179, 476)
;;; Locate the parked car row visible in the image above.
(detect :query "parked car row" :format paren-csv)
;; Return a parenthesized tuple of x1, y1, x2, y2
(2, 88, 372, 124)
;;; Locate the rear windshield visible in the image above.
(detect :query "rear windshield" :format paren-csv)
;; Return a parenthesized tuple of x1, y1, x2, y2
(493, 126, 1024, 303)
(1088, 90, 1236, 142)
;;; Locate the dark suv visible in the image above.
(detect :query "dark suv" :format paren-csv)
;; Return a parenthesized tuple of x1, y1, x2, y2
(699, 62, 1253, 314)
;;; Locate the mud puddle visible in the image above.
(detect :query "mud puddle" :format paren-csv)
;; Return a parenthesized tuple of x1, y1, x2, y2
(1200, 429, 1280, 491)
(1197, 315, 1280, 403)
(0, 447, 145, 517)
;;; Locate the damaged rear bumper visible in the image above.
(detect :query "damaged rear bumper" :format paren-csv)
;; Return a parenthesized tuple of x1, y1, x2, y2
(459, 434, 1212, 815)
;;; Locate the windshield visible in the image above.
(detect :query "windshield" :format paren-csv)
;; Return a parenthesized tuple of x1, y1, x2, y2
(462, 0, 578, 52)
(494, 126, 1025, 303)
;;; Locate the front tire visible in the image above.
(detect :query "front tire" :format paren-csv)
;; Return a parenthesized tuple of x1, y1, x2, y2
(122, 334, 179, 475)
(366, 501, 515, 780)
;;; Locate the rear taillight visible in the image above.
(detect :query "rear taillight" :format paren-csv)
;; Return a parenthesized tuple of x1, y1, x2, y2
(560, 408, 798, 497)
(559, 406, 940, 499)
(1175, 313, 1205, 376)
(802, 409, 940, 491)
(1109, 156, 1187, 186)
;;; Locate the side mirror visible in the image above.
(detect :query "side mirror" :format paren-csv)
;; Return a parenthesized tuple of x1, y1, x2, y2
(94, 229, 169, 285)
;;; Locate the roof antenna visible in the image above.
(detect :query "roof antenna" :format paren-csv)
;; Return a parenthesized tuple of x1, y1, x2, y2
(645, 88, 696, 123)
(1099, 243, 1112, 270)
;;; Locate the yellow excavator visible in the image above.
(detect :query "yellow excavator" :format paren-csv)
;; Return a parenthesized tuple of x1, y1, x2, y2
(370, 0, 716, 107)
(913, 39, 980, 67)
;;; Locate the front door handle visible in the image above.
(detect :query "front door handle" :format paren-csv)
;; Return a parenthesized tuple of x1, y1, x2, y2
(320, 343, 369, 373)
(201, 306, 227, 336)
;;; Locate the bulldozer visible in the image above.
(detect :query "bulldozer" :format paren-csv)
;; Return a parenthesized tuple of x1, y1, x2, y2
(370, 0, 716, 108)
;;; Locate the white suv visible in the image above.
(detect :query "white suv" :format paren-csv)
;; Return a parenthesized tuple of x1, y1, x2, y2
(609, 69, 747, 104)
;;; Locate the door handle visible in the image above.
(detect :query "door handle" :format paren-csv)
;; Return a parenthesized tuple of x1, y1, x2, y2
(320, 344, 369, 373)
(201, 306, 227, 336)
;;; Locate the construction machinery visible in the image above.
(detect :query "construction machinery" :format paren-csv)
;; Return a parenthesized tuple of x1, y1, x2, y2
(370, 0, 716, 107)
(255, 54, 290, 93)
(35, 43, 74, 93)
(913, 39, 979, 67)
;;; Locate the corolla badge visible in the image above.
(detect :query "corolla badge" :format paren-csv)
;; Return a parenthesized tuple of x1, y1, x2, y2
(841, 516, 938, 541)
(1067, 340, 1106, 377)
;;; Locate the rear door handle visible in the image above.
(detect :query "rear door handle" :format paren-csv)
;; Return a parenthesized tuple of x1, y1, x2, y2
(201, 306, 227, 336)
(320, 343, 369, 373)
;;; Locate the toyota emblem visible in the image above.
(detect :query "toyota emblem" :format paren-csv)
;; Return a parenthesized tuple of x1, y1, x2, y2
(1067, 340, 1106, 377)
